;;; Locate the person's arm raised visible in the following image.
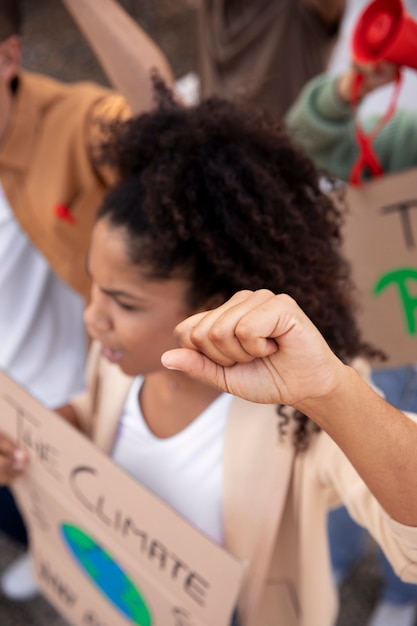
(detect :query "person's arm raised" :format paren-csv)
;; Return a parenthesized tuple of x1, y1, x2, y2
(162, 289, 417, 527)
(61, 0, 176, 114)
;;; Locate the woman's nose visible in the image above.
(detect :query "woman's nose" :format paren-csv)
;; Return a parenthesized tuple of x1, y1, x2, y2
(84, 287, 112, 333)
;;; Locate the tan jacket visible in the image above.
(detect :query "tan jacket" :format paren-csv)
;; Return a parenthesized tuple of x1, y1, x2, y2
(0, 71, 130, 298)
(72, 343, 417, 626)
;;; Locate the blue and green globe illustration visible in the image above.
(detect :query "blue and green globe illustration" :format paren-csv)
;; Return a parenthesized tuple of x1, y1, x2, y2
(61, 523, 152, 625)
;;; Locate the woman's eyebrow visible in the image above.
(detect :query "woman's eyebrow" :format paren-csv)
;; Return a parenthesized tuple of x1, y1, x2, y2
(85, 257, 142, 301)
(85, 254, 145, 302)
(100, 287, 142, 301)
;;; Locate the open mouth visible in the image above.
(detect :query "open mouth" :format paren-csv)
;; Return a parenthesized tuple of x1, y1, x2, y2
(101, 345, 124, 363)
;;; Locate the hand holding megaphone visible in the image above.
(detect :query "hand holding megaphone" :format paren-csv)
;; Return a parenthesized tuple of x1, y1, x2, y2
(333, 0, 417, 185)
(352, 0, 417, 70)
(337, 60, 398, 103)
(339, 56, 402, 184)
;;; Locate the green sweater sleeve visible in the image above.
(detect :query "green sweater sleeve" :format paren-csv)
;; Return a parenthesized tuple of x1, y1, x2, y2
(286, 73, 417, 181)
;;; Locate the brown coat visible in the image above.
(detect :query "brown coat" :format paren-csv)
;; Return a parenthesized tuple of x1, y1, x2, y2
(72, 343, 417, 626)
(0, 71, 130, 298)
(197, 0, 341, 119)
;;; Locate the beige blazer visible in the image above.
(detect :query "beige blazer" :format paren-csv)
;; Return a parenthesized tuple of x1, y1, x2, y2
(72, 343, 417, 626)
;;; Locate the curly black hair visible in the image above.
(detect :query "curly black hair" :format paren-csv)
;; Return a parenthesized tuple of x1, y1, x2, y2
(95, 78, 382, 450)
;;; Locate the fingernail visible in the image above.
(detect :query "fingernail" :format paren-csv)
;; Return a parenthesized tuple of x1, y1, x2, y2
(161, 354, 178, 370)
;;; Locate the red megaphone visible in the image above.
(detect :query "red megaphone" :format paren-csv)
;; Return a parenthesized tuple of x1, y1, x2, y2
(352, 0, 417, 70)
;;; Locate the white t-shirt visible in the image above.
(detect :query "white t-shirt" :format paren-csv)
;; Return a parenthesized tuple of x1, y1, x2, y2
(111, 376, 233, 545)
(0, 183, 87, 407)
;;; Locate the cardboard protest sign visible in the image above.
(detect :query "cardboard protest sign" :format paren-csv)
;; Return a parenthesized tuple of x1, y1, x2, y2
(337, 167, 417, 368)
(0, 370, 244, 626)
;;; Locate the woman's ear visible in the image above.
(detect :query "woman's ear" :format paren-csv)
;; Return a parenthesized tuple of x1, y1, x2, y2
(0, 35, 22, 83)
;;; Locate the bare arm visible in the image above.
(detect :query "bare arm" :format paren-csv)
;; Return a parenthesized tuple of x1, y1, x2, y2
(162, 289, 417, 526)
(303, 0, 345, 26)
(61, 0, 176, 114)
(303, 364, 417, 527)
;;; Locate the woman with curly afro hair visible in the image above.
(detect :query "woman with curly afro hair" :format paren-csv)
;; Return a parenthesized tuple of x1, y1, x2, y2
(5, 82, 414, 626)
(89, 78, 380, 444)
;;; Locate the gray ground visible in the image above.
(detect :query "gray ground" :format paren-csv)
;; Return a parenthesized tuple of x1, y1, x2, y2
(0, 1, 410, 624)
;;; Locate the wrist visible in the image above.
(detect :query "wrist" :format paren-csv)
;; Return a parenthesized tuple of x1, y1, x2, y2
(296, 361, 357, 429)
(336, 69, 359, 105)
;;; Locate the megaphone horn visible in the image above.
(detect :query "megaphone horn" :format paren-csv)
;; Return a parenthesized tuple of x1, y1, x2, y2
(352, 0, 417, 70)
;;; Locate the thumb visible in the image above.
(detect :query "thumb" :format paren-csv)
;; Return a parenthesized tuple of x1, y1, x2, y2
(161, 348, 227, 391)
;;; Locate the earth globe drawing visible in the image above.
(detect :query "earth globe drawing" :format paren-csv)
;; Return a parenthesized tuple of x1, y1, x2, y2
(61, 523, 152, 625)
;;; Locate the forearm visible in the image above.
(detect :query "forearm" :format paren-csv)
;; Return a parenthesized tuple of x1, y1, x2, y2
(300, 365, 417, 526)
(286, 74, 354, 146)
(61, 0, 175, 114)
(287, 72, 417, 178)
(286, 73, 358, 180)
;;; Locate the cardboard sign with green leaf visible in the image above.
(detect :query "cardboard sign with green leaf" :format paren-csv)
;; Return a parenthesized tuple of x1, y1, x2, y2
(337, 167, 417, 367)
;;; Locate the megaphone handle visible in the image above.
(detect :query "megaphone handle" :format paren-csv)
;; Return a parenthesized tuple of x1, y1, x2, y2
(349, 68, 403, 185)
(350, 70, 366, 108)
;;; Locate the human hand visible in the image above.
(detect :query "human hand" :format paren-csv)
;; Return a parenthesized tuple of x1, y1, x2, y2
(337, 61, 399, 104)
(161, 290, 345, 408)
(0, 432, 27, 485)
